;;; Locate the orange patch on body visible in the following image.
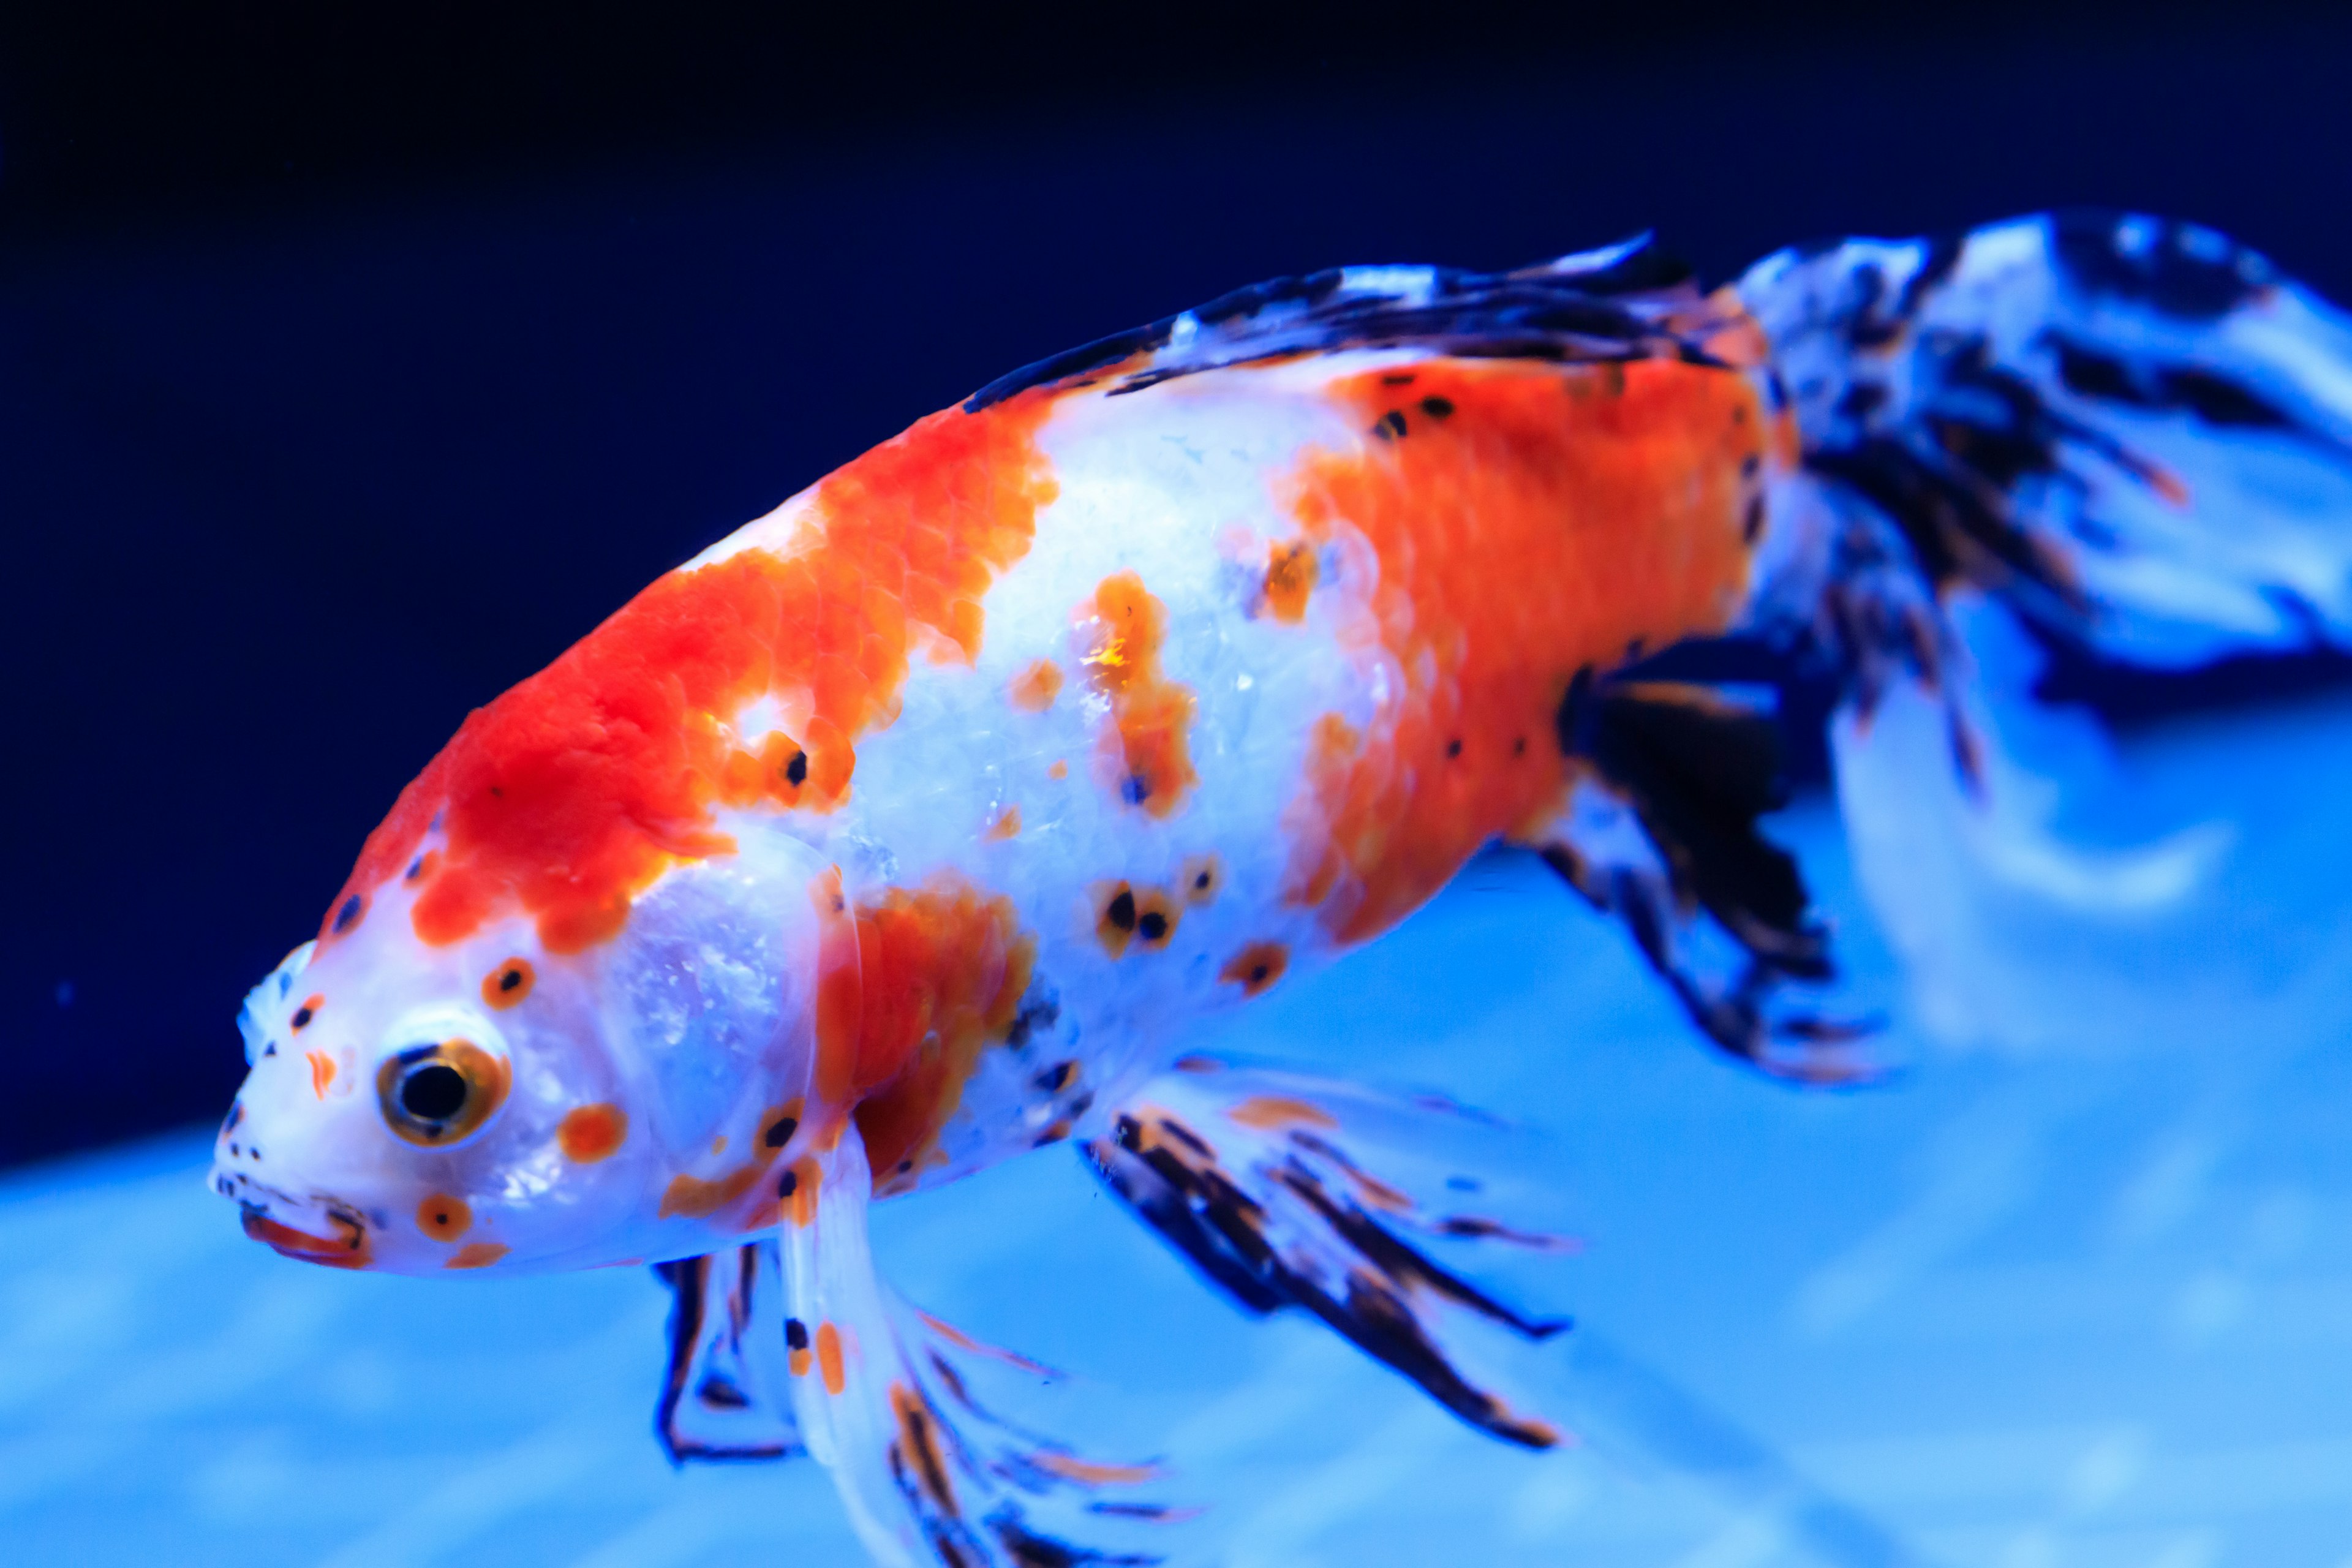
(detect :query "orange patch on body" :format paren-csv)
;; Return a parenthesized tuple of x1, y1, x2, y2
(1079, 571, 1196, 818)
(1047, 759, 1068, 780)
(816, 1322, 846, 1395)
(846, 874, 1036, 1194)
(331, 393, 1062, 952)
(417, 1194, 472, 1242)
(445, 1242, 509, 1270)
(986, 804, 1022, 840)
(1227, 1095, 1338, 1131)
(1284, 358, 1760, 941)
(789, 1346, 813, 1378)
(660, 1163, 768, 1221)
(1263, 538, 1318, 622)
(1181, 853, 1223, 905)
(1007, 658, 1063, 712)
(1220, 941, 1289, 997)
(305, 1049, 336, 1099)
(558, 1103, 628, 1163)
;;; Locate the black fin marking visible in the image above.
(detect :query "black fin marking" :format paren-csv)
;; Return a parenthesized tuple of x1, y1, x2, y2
(964, 236, 1729, 413)
(1546, 660, 1876, 1082)
(652, 1243, 801, 1464)
(1086, 1077, 1570, 1450)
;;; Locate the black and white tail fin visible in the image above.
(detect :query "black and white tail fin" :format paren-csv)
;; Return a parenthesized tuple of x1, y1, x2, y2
(1728, 211, 2352, 1049)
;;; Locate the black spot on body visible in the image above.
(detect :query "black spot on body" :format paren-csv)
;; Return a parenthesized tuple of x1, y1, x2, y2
(785, 1317, 809, 1351)
(763, 1114, 799, 1149)
(1420, 394, 1455, 419)
(1445, 738, 1462, 758)
(1137, 910, 1169, 943)
(332, 895, 363, 935)
(776, 1167, 797, 1198)
(1105, 890, 1136, 932)
(1120, 774, 1149, 805)
(498, 968, 523, 993)
(785, 750, 808, 786)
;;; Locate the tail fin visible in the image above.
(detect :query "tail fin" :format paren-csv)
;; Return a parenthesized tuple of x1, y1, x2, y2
(1740, 209, 2352, 669)
(1733, 211, 2352, 1049)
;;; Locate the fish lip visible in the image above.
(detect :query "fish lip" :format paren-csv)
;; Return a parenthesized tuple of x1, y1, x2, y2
(239, 1200, 372, 1269)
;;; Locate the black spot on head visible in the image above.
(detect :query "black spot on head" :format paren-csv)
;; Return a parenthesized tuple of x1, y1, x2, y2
(1106, 890, 1137, 931)
(1120, 774, 1150, 805)
(763, 1114, 799, 1149)
(332, 895, 363, 935)
(785, 749, 808, 786)
(785, 1317, 809, 1351)
(292, 1005, 314, 1030)
(1419, 395, 1455, 419)
(1137, 910, 1169, 943)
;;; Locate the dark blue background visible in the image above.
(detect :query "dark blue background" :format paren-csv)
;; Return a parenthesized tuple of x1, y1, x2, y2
(5, 3, 2350, 1167)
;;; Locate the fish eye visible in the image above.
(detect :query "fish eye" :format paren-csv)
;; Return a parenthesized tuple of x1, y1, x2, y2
(376, 1038, 509, 1147)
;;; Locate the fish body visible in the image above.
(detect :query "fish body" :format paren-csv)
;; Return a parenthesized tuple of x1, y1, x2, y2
(213, 214, 2352, 1563)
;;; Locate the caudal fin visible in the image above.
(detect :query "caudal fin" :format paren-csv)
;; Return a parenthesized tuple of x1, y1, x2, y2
(1733, 211, 2352, 1049)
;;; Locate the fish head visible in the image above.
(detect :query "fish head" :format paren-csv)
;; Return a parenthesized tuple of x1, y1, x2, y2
(212, 826, 832, 1277)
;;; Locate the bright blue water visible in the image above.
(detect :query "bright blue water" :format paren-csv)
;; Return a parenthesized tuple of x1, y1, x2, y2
(5, 699, 2350, 1567)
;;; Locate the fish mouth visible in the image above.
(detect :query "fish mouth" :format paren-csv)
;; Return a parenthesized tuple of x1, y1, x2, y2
(240, 1202, 372, 1269)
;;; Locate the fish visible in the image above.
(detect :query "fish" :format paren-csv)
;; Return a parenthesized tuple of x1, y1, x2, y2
(213, 209, 2352, 1564)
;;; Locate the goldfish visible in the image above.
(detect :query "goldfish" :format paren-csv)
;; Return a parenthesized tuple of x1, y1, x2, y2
(213, 210, 2352, 1564)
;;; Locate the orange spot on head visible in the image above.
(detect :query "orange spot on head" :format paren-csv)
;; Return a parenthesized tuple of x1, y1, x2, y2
(986, 804, 1022, 840)
(305, 1049, 336, 1099)
(1080, 571, 1196, 818)
(558, 1103, 628, 1163)
(1220, 941, 1289, 997)
(1283, 359, 1759, 940)
(417, 1194, 473, 1242)
(480, 957, 535, 1009)
(290, 993, 323, 1031)
(1047, 759, 1068, 780)
(331, 392, 1061, 954)
(445, 1242, 510, 1270)
(1007, 658, 1063, 712)
(1227, 1094, 1338, 1131)
(816, 1321, 846, 1396)
(1263, 538, 1318, 622)
(1181, 854, 1223, 906)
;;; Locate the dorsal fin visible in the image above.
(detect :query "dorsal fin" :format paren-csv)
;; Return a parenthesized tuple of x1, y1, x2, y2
(963, 234, 1731, 412)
